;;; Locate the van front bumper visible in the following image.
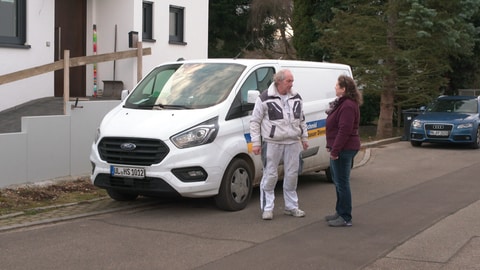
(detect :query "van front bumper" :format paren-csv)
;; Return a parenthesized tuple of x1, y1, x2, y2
(93, 173, 181, 197)
(90, 142, 227, 198)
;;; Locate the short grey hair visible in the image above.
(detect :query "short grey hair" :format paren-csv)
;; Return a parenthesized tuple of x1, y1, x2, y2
(273, 69, 291, 83)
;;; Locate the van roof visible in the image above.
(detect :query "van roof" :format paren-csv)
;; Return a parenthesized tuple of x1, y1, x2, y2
(159, 58, 351, 70)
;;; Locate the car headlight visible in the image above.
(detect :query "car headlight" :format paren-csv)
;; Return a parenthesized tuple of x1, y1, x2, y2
(171, 117, 219, 149)
(457, 123, 473, 129)
(412, 120, 422, 128)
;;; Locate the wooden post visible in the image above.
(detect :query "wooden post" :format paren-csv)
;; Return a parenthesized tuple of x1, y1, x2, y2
(63, 50, 70, 115)
(137, 41, 143, 82)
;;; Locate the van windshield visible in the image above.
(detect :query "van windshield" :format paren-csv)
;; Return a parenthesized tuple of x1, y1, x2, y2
(124, 63, 246, 109)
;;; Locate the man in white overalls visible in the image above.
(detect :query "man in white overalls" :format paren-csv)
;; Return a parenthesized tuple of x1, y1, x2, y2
(250, 69, 309, 220)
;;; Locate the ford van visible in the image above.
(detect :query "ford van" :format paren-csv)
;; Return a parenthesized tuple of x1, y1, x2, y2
(90, 59, 353, 211)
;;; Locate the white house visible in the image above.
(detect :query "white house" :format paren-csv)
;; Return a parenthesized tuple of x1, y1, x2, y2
(0, 0, 209, 112)
(0, 0, 208, 188)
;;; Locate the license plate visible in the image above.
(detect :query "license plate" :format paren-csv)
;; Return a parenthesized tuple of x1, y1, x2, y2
(428, 130, 449, 136)
(110, 166, 145, 178)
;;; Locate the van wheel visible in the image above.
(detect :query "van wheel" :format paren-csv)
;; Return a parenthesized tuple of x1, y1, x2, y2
(325, 167, 333, 183)
(324, 156, 354, 183)
(107, 189, 138, 201)
(214, 159, 253, 211)
(471, 128, 480, 149)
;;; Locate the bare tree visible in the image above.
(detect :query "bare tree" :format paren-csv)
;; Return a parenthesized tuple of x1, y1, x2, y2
(247, 0, 295, 59)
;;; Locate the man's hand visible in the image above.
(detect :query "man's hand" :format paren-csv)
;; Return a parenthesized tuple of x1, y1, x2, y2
(252, 145, 261, 155)
(302, 141, 309, 150)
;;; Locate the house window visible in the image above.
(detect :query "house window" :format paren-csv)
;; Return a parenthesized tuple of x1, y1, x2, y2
(0, 0, 28, 48)
(169, 5, 185, 44)
(142, 1, 154, 41)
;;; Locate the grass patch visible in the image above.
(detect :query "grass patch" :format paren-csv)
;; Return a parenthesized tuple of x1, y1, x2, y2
(0, 177, 107, 216)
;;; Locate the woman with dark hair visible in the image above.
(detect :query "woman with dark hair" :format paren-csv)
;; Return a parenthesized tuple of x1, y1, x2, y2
(325, 75, 363, 227)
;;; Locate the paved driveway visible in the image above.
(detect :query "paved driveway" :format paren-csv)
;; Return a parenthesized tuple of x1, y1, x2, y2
(1, 141, 479, 270)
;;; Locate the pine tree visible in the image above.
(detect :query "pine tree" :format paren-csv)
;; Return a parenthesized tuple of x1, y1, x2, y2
(316, 0, 480, 139)
(208, 0, 252, 58)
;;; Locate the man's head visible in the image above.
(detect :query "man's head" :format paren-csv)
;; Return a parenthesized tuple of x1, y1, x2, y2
(274, 69, 294, 95)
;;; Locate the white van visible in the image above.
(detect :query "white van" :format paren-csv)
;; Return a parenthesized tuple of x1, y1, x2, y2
(89, 59, 352, 211)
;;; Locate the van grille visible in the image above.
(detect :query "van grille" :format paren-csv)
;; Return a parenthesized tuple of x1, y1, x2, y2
(98, 137, 169, 166)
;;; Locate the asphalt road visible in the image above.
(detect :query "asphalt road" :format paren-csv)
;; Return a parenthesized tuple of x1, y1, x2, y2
(1, 141, 479, 270)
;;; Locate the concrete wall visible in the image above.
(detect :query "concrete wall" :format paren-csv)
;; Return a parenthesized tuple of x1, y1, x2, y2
(0, 100, 120, 188)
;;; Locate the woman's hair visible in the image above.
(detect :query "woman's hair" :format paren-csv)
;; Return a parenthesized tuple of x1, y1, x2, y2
(338, 75, 363, 105)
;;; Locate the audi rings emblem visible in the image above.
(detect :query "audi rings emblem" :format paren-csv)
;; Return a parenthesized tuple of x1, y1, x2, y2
(432, 125, 444, 129)
(120, 142, 137, 151)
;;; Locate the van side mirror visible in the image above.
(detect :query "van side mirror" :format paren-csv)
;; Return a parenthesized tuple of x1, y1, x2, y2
(247, 90, 260, 104)
(121, 90, 129, 101)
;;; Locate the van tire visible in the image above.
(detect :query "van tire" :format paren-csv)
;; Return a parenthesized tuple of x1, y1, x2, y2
(214, 159, 253, 211)
(107, 189, 138, 201)
(325, 167, 333, 183)
(325, 155, 355, 183)
(471, 128, 480, 149)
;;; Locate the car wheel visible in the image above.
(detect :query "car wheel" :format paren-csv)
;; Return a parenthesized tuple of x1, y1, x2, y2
(107, 189, 138, 201)
(471, 128, 480, 149)
(214, 159, 253, 211)
(410, 140, 422, 147)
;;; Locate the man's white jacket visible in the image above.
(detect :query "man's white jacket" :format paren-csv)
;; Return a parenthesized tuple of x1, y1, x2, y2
(250, 83, 308, 147)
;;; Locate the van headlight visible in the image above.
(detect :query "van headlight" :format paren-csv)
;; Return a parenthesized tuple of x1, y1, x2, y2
(171, 117, 219, 149)
(457, 123, 473, 129)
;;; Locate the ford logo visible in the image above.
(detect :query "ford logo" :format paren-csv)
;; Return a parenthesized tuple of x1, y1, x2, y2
(120, 142, 137, 151)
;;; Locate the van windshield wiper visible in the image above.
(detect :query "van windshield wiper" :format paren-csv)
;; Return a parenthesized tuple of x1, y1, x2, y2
(152, 103, 192, 110)
(125, 102, 193, 109)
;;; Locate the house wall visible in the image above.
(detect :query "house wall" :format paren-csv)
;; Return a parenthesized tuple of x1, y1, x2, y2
(0, 0, 209, 187)
(0, 0, 55, 112)
(142, 0, 210, 72)
(86, 0, 138, 96)
(86, 0, 209, 97)
(0, 0, 208, 111)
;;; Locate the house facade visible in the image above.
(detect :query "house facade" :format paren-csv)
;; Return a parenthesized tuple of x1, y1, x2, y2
(0, 0, 209, 112)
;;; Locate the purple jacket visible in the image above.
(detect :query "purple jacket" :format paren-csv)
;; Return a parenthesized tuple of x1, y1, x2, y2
(326, 97, 360, 157)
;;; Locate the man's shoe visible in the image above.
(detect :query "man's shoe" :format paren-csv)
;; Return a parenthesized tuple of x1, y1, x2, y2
(262, 211, 273, 220)
(324, 213, 339, 221)
(284, 208, 306, 217)
(328, 216, 352, 227)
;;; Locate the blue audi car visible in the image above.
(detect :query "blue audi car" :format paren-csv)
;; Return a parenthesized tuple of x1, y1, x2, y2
(410, 95, 480, 149)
